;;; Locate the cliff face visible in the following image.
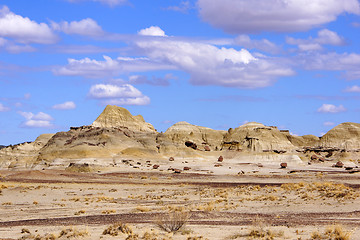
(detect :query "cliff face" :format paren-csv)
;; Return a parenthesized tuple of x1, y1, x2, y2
(92, 105, 156, 132)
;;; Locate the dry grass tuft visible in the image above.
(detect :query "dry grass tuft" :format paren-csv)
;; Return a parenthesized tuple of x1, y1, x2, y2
(310, 225, 352, 240)
(19, 226, 88, 240)
(157, 211, 190, 233)
(58, 227, 89, 238)
(103, 222, 133, 236)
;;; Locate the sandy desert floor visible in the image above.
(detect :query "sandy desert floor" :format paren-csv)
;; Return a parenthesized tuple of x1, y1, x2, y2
(0, 164, 360, 239)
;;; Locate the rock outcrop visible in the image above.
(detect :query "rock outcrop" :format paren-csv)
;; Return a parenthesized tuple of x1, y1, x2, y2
(223, 122, 295, 152)
(320, 122, 360, 150)
(0, 134, 54, 168)
(164, 121, 225, 150)
(0, 105, 359, 169)
(92, 105, 156, 132)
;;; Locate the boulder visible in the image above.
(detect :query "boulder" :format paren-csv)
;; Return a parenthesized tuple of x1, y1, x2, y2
(334, 161, 344, 168)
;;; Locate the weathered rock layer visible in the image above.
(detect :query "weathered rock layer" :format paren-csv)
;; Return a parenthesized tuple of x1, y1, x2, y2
(0, 105, 359, 169)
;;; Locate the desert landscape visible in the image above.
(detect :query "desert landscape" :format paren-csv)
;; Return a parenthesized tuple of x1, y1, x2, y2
(0, 105, 359, 239)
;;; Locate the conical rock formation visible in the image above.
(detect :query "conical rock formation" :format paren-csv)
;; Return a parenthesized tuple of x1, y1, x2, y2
(92, 105, 156, 132)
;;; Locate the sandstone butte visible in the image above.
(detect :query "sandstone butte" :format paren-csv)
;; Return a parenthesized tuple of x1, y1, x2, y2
(0, 105, 359, 170)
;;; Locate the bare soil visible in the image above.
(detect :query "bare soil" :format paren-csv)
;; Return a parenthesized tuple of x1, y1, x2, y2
(1, 169, 360, 239)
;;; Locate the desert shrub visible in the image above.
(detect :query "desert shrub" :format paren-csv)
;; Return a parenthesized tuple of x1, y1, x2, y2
(157, 211, 190, 233)
(103, 222, 133, 236)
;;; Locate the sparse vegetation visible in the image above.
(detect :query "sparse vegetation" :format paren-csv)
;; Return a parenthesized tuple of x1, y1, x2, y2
(19, 227, 88, 239)
(310, 225, 352, 240)
(103, 222, 133, 236)
(156, 211, 190, 233)
(74, 209, 86, 215)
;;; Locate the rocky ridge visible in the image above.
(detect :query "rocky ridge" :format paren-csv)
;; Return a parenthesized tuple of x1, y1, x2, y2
(0, 105, 359, 169)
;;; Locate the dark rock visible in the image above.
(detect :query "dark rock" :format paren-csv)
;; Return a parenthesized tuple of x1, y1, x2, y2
(183, 167, 191, 171)
(218, 156, 224, 162)
(311, 155, 318, 160)
(280, 163, 287, 168)
(334, 161, 344, 168)
(173, 169, 182, 173)
(214, 164, 222, 167)
(345, 167, 353, 171)
(204, 146, 211, 151)
(153, 164, 160, 169)
(257, 163, 263, 167)
(274, 150, 286, 154)
(169, 157, 174, 161)
(185, 141, 197, 150)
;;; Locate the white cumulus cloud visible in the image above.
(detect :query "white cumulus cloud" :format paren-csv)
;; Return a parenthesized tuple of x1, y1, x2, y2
(0, 6, 57, 44)
(18, 111, 54, 128)
(317, 104, 346, 113)
(88, 84, 150, 105)
(138, 26, 167, 36)
(52, 101, 76, 110)
(55, 26, 294, 88)
(51, 18, 104, 36)
(198, 0, 360, 33)
(135, 33, 294, 88)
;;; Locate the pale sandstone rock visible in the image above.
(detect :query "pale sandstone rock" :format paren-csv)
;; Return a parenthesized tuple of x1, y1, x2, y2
(224, 122, 295, 152)
(92, 105, 156, 132)
(320, 122, 360, 150)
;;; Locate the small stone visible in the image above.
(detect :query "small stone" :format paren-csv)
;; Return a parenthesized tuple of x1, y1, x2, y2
(169, 157, 174, 162)
(153, 164, 160, 169)
(218, 156, 224, 162)
(214, 164, 222, 167)
(280, 162, 287, 168)
(334, 161, 344, 168)
(204, 146, 211, 151)
(183, 167, 191, 171)
(173, 169, 182, 173)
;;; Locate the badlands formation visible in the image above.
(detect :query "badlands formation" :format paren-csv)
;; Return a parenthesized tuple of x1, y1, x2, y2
(0, 105, 359, 174)
(1, 105, 360, 239)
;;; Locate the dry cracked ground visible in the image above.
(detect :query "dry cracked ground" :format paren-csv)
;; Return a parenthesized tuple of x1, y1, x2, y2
(0, 169, 360, 240)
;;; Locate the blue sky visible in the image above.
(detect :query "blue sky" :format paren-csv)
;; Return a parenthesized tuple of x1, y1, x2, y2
(0, 0, 360, 145)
